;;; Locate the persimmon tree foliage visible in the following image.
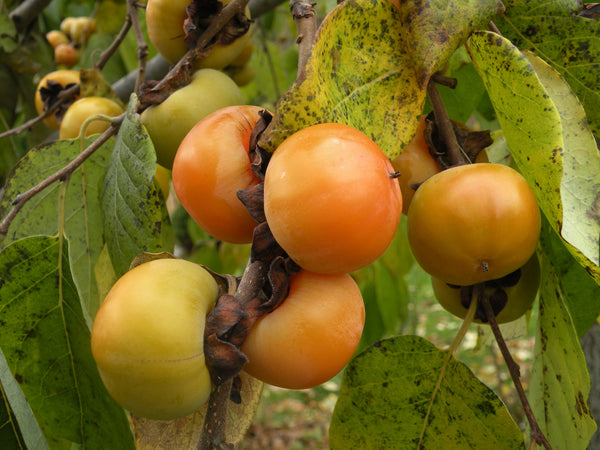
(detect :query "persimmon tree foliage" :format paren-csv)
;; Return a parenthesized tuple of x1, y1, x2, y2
(1, 0, 600, 449)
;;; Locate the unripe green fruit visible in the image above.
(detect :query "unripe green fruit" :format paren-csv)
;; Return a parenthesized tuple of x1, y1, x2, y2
(431, 253, 541, 324)
(91, 258, 219, 420)
(140, 69, 244, 169)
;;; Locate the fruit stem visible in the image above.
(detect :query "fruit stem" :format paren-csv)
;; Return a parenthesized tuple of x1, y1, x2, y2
(0, 83, 80, 140)
(417, 288, 477, 448)
(480, 292, 553, 449)
(426, 76, 469, 167)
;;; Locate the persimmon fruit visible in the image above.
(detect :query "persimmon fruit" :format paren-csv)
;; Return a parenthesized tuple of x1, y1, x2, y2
(146, 0, 252, 69)
(172, 105, 265, 244)
(391, 116, 441, 214)
(263, 123, 402, 274)
(431, 253, 540, 324)
(140, 68, 244, 169)
(407, 163, 541, 286)
(241, 270, 365, 389)
(91, 258, 219, 420)
(59, 97, 124, 139)
(34, 69, 80, 129)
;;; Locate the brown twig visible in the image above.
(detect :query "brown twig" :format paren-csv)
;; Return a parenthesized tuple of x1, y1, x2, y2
(94, 7, 133, 71)
(0, 83, 81, 140)
(426, 76, 469, 166)
(8, 0, 52, 31)
(488, 20, 502, 36)
(199, 380, 235, 450)
(289, 0, 317, 80)
(147, 0, 251, 96)
(0, 116, 123, 235)
(199, 259, 269, 450)
(126, 0, 150, 95)
(479, 291, 553, 449)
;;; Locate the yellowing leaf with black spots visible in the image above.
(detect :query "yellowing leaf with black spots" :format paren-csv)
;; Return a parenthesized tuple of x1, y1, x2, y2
(329, 336, 524, 449)
(259, 0, 504, 160)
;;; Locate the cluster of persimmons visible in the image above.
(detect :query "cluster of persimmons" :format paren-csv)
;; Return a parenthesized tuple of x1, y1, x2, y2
(34, 0, 542, 422)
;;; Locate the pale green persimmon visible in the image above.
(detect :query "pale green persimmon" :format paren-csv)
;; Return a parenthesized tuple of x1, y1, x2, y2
(140, 69, 244, 169)
(59, 97, 123, 139)
(146, 0, 252, 69)
(91, 258, 219, 420)
(431, 253, 540, 324)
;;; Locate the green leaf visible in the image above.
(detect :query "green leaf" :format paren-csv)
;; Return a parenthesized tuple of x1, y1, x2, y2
(0, 236, 134, 448)
(529, 247, 597, 449)
(0, 136, 114, 318)
(258, 0, 504, 159)
(354, 218, 413, 348)
(466, 31, 600, 282)
(436, 60, 489, 124)
(539, 220, 600, 337)
(100, 95, 174, 277)
(329, 335, 524, 449)
(0, 13, 18, 53)
(525, 51, 600, 279)
(495, 0, 600, 137)
(0, 348, 49, 450)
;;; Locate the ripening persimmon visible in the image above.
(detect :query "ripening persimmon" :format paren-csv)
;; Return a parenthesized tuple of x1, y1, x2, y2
(172, 105, 266, 244)
(241, 270, 365, 389)
(146, 0, 252, 69)
(407, 163, 541, 286)
(263, 123, 402, 274)
(140, 69, 244, 169)
(91, 258, 219, 420)
(391, 116, 441, 214)
(59, 97, 124, 139)
(34, 70, 81, 129)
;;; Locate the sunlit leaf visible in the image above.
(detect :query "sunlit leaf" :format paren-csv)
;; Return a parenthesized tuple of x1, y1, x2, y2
(133, 372, 262, 448)
(329, 335, 524, 449)
(524, 51, 600, 282)
(0, 348, 49, 450)
(467, 31, 600, 282)
(0, 136, 114, 317)
(259, 0, 504, 160)
(100, 94, 174, 277)
(0, 236, 134, 449)
(495, 0, 600, 136)
(529, 243, 597, 449)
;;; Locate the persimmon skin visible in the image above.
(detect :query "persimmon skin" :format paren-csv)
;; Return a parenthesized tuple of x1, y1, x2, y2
(172, 105, 264, 244)
(264, 123, 402, 274)
(146, 0, 251, 69)
(391, 116, 441, 214)
(34, 70, 80, 129)
(91, 259, 219, 420)
(407, 163, 541, 286)
(432, 253, 540, 324)
(241, 271, 365, 389)
(141, 69, 244, 169)
(59, 97, 124, 139)
(54, 43, 79, 67)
